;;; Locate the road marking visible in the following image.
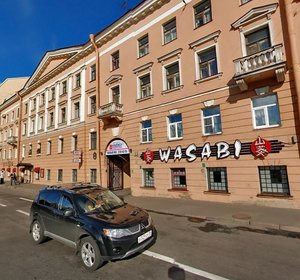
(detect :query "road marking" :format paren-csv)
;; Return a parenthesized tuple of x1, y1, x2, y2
(0, 203, 7, 207)
(143, 250, 230, 280)
(16, 210, 30, 216)
(19, 197, 33, 202)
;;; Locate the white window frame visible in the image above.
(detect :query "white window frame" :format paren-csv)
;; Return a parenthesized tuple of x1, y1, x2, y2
(109, 85, 121, 104)
(47, 140, 52, 155)
(240, 22, 273, 57)
(201, 105, 222, 136)
(88, 95, 97, 115)
(251, 94, 281, 129)
(194, 44, 219, 81)
(58, 138, 64, 154)
(193, 0, 212, 29)
(71, 135, 78, 152)
(163, 60, 182, 91)
(90, 131, 97, 150)
(140, 120, 152, 143)
(167, 113, 183, 140)
(137, 72, 152, 99)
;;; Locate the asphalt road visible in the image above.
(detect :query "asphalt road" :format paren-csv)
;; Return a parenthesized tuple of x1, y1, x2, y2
(1, 190, 300, 280)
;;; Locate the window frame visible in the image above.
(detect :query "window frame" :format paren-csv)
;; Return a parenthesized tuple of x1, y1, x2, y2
(110, 85, 121, 104)
(143, 168, 155, 188)
(138, 73, 152, 100)
(163, 60, 181, 91)
(201, 105, 222, 136)
(140, 120, 152, 143)
(171, 168, 187, 190)
(163, 18, 177, 45)
(195, 45, 218, 80)
(194, 0, 212, 29)
(138, 34, 149, 58)
(251, 94, 281, 129)
(207, 167, 228, 192)
(90, 131, 97, 150)
(111, 51, 120, 71)
(258, 166, 290, 195)
(89, 95, 97, 115)
(167, 113, 183, 140)
(90, 64, 96, 81)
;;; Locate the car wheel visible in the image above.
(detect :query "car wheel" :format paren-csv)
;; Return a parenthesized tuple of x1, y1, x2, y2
(80, 237, 103, 271)
(31, 220, 45, 244)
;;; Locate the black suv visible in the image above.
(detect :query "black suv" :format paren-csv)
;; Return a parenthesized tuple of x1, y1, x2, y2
(30, 184, 156, 271)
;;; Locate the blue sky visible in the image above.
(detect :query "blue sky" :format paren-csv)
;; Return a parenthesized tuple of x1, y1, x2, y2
(0, 0, 143, 83)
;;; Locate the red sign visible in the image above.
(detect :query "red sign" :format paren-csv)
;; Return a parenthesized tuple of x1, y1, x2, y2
(143, 149, 154, 164)
(251, 137, 272, 158)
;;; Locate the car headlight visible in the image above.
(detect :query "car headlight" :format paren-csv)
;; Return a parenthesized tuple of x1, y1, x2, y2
(103, 228, 133, 238)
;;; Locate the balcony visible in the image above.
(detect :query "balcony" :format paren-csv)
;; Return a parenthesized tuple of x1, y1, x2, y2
(98, 102, 123, 124)
(7, 136, 17, 146)
(233, 44, 286, 91)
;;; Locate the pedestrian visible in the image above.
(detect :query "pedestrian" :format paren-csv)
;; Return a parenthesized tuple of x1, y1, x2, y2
(10, 172, 17, 185)
(0, 170, 4, 184)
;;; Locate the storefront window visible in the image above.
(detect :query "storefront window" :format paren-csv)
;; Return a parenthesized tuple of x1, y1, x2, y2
(207, 167, 228, 192)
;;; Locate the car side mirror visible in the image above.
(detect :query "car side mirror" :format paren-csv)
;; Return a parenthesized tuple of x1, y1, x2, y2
(64, 209, 75, 217)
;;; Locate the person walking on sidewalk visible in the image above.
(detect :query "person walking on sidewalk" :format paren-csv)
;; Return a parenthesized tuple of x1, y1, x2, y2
(0, 170, 4, 184)
(10, 172, 17, 185)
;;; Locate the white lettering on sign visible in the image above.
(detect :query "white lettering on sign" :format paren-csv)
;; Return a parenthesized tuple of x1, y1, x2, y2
(159, 147, 171, 163)
(201, 143, 211, 160)
(174, 146, 182, 161)
(186, 144, 197, 162)
(216, 142, 230, 159)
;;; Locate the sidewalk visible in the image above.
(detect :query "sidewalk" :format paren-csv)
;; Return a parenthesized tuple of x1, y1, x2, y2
(1, 181, 300, 233)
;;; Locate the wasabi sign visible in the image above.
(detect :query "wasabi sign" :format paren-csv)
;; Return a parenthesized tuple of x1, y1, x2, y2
(141, 137, 284, 164)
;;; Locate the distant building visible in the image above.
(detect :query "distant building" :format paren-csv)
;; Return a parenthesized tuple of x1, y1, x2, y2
(0, 0, 300, 209)
(0, 77, 29, 104)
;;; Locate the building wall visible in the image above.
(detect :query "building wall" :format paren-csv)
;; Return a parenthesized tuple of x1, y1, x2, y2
(0, 0, 299, 208)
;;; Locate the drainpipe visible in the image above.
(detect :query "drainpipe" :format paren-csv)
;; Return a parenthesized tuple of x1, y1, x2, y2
(282, 0, 300, 138)
(90, 34, 103, 186)
(16, 91, 23, 179)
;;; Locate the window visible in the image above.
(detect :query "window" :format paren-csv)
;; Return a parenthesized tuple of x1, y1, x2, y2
(72, 169, 78, 183)
(111, 51, 120, 70)
(202, 106, 222, 135)
(47, 169, 51, 180)
(171, 168, 186, 189)
(75, 73, 81, 88)
(168, 114, 183, 140)
(259, 166, 290, 195)
(47, 140, 52, 155)
(25, 103, 28, 114)
(165, 62, 180, 90)
(28, 144, 32, 156)
(59, 196, 73, 212)
(11, 111, 15, 121)
(50, 87, 55, 101)
(197, 46, 218, 79)
(58, 138, 64, 154)
(89, 95, 97, 114)
(73, 102, 80, 119)
(245, 26, 271, 55)
(241, 0, 252, 5)
(143, 169, 154, 188)
(62, 81, 67, 95)
(60, 107, 66, 123)
(58, 169, 63, 182)
(22, 122, 27, 136)
(40, 93, 45, 106)
(138, 34, 149, 57)
(141, 120, 152, 143)
(72, 135, 78, 151)
(207, 167, 228, 192)
(163, 19, 177, 44)
(38, 116, 44, 131)
(252, 94, 280, 129)
(139, 74, 151, 99)
(32, 98, 37, 111)
(90, 64, 96, 81)
(30, 118, 35, 134)
(22, 146, 26, 158)
(194, 0, 212, 28)
(37, 143, 41, 155)
(90, 169, 97, 183)
(90, 132, 97, 150)
(49, 112, 54, 127)
(111, 86, 120, 104)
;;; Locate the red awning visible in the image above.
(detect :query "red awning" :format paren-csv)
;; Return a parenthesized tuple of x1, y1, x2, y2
(12, 168, 17, 172)
(7, 168, 11, 172)
(33, 167, 40, 173)
(19, 167, 25, 172)
(1, 168, 5, 171)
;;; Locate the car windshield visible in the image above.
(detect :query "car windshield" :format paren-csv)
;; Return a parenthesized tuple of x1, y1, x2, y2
(74, 190, 125, 213)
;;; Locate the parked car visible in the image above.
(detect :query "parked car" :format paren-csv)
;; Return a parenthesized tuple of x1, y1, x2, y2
(30, 184, 157, 271)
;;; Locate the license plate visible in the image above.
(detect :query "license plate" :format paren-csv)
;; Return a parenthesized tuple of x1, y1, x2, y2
(138, 230, 152, 244)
